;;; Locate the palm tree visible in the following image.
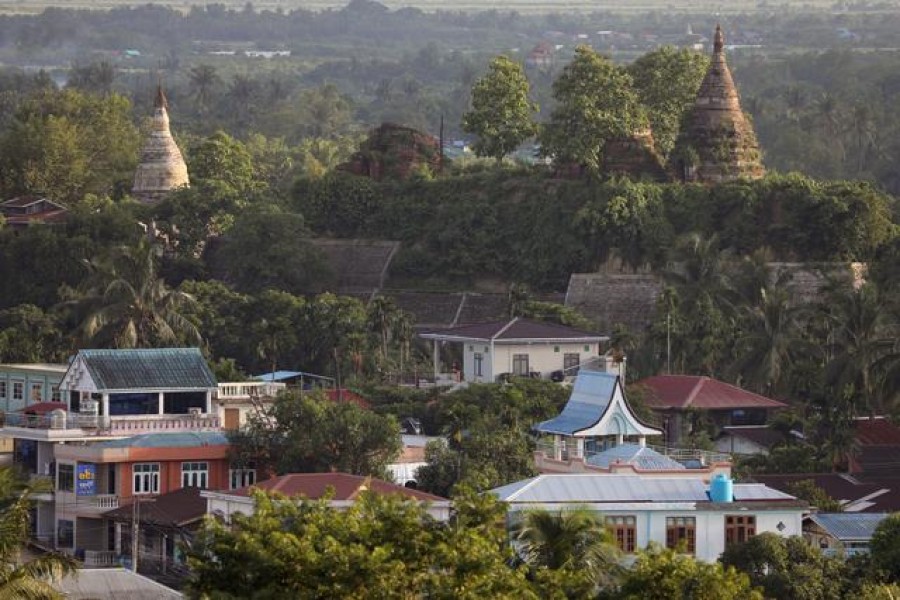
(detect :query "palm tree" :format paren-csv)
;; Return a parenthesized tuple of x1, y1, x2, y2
(729, 284, 814, 398)
(0, 467, 75, 599)
(65, 241, 200, 349)
(189, 64, 220, 113)
(823, 281, 899, 417)
(514, 508, 620, 587)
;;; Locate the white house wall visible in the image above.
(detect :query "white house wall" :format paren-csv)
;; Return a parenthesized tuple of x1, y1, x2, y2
(462, 342, 597, 382)
(506, 504, 804, 562)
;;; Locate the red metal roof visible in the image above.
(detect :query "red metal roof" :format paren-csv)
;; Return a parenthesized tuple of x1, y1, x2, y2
(232, 473, 447, 503)
(637, 375, 786, 410)
(323, 388, 371, 410)
(419, 317, 604, 342)
(21, 402, 67, 415)
(854, 418, 900, 445)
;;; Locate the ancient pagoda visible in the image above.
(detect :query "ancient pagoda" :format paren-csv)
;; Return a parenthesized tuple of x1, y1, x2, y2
(673, 25, 765, 183)
(132, 85, 190, 204)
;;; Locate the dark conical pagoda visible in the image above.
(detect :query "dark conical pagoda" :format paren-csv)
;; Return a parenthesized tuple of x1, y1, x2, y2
(602, 127, 669, 182)
(132, 85, 190, 204)
(673, 25, 764, 183)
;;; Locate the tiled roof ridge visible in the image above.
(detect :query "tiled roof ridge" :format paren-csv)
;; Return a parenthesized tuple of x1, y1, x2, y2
(683, 376, 708, 408)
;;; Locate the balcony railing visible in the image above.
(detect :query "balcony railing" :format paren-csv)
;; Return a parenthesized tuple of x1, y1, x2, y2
(84, 494, 120, 510)
(217, 381, 286, 400)
(535, 440, 732, 467)
(1, 411, 220, 435)
(83, 550, 119, 567)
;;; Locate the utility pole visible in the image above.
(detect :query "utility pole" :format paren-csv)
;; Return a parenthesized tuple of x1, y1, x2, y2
(131, 498, 140, 573)
(666, 311, 672, 375)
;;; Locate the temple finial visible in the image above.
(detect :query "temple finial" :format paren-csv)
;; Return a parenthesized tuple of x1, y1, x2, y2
(714, 24, 724, 54)
(155, 79, 168, 110)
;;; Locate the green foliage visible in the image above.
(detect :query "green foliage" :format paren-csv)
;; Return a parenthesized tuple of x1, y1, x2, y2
(415, 380, 568, 496)
(870, 513, 900, 583)
(61, 240, 200, 349)
(463, 55, 537, 161)
(185, 487, 536, 599)
(540, 45, 646, 173)
(0, 467, 76, 599)
(514, 508, 621, 594)
(0, 88, 139, 203)
(784, 480, 843, 512)
(720, 533, 849, 600)
(217, 207, 332, 295)
(0, 305, 66, 363)
(628, 47, 710, 159)
(616, 544, 763, 600)
(231, 389, 402, 478)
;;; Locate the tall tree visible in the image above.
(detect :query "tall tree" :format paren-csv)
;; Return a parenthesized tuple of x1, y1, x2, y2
(188, 64, 220, 113)
(64, 241, 200, 348)
(627, 46, 710, 158)
(462, 55, 537, 161)
(539, 45, 645, 173)
(0, 467, 75, 599)
(514, 507, 620, 590)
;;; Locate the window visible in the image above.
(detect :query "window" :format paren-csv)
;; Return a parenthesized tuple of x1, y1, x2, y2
(606, 516, 637, 553)
(51, 386, 61, 402)
(57, 464, 74, 492)
(12, 381, 24, 402)
(512, 354, 529, 376)
(181, 462, 208, 489)
(474, 353, 484, 377)
(57, 519, 74, 548)
(133, 463, 160, 494)
(563, 353, 581, 374)
(666, 517, 696, 554)
(725, 515, 756, 547)
(0, 381, 6, 400)
(30, 383, 43, 403)
(229, 468, 256, 490)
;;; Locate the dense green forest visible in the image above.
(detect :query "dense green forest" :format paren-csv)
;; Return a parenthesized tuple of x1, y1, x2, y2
(0, 2, 896, 469)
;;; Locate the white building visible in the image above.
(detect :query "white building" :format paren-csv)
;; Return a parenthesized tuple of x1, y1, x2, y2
(491, 473, 807, 562)
(419, 317, 608, 384)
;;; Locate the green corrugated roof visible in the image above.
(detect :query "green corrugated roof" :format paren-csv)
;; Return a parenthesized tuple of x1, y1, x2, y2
(79, 348, 217, 391)
(96, 431, 229, 448)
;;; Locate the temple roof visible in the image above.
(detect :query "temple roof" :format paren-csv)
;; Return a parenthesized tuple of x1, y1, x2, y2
(132, 85, 189, 204)
(637, 375, 786, 411)
(533, 371, 661, 438)
(674, 25, 765, 183)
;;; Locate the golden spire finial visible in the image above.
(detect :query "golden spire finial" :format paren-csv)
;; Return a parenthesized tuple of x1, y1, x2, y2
(714, 24, 725, 54)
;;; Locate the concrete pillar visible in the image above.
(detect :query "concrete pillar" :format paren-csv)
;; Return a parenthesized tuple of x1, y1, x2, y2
(204, 391, 212, 415)
(638, 435, 646, 448)
(115, 522, 122, 554)
(574, 437, 585, 459)
(616, 433, 624, 446)
(157, 392, 165, 415)
(432, 340, 440, 381)
(101, 394, 110, 418)
(161, 533, 167, 574)
(553, 435, 563, 461)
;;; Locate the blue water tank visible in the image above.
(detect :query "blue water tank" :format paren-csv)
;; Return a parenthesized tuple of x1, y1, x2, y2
(709, 473, 734, 503)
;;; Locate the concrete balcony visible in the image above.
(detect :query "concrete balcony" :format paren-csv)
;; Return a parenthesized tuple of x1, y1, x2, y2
(55, 492, 121, 516)
(0, 411, 221, 441)
(217, 381, 285, 402)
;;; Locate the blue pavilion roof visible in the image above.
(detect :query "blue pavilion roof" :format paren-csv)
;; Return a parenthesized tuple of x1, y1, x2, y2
(585, 444, 685, 470)
(534, 371, 617, 435)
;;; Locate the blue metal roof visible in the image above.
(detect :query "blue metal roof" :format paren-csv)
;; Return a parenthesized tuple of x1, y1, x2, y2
(533, 372, 617, 435)
(95, 431, 229, 448)
(76, 348, 216, 390)
(253, 370, 331, 382)
(586, 444, 685, 471)
(807, 513, 890, 541)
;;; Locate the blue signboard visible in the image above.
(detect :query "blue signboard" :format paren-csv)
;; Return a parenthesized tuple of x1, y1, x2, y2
(76, 463, 96, 496)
